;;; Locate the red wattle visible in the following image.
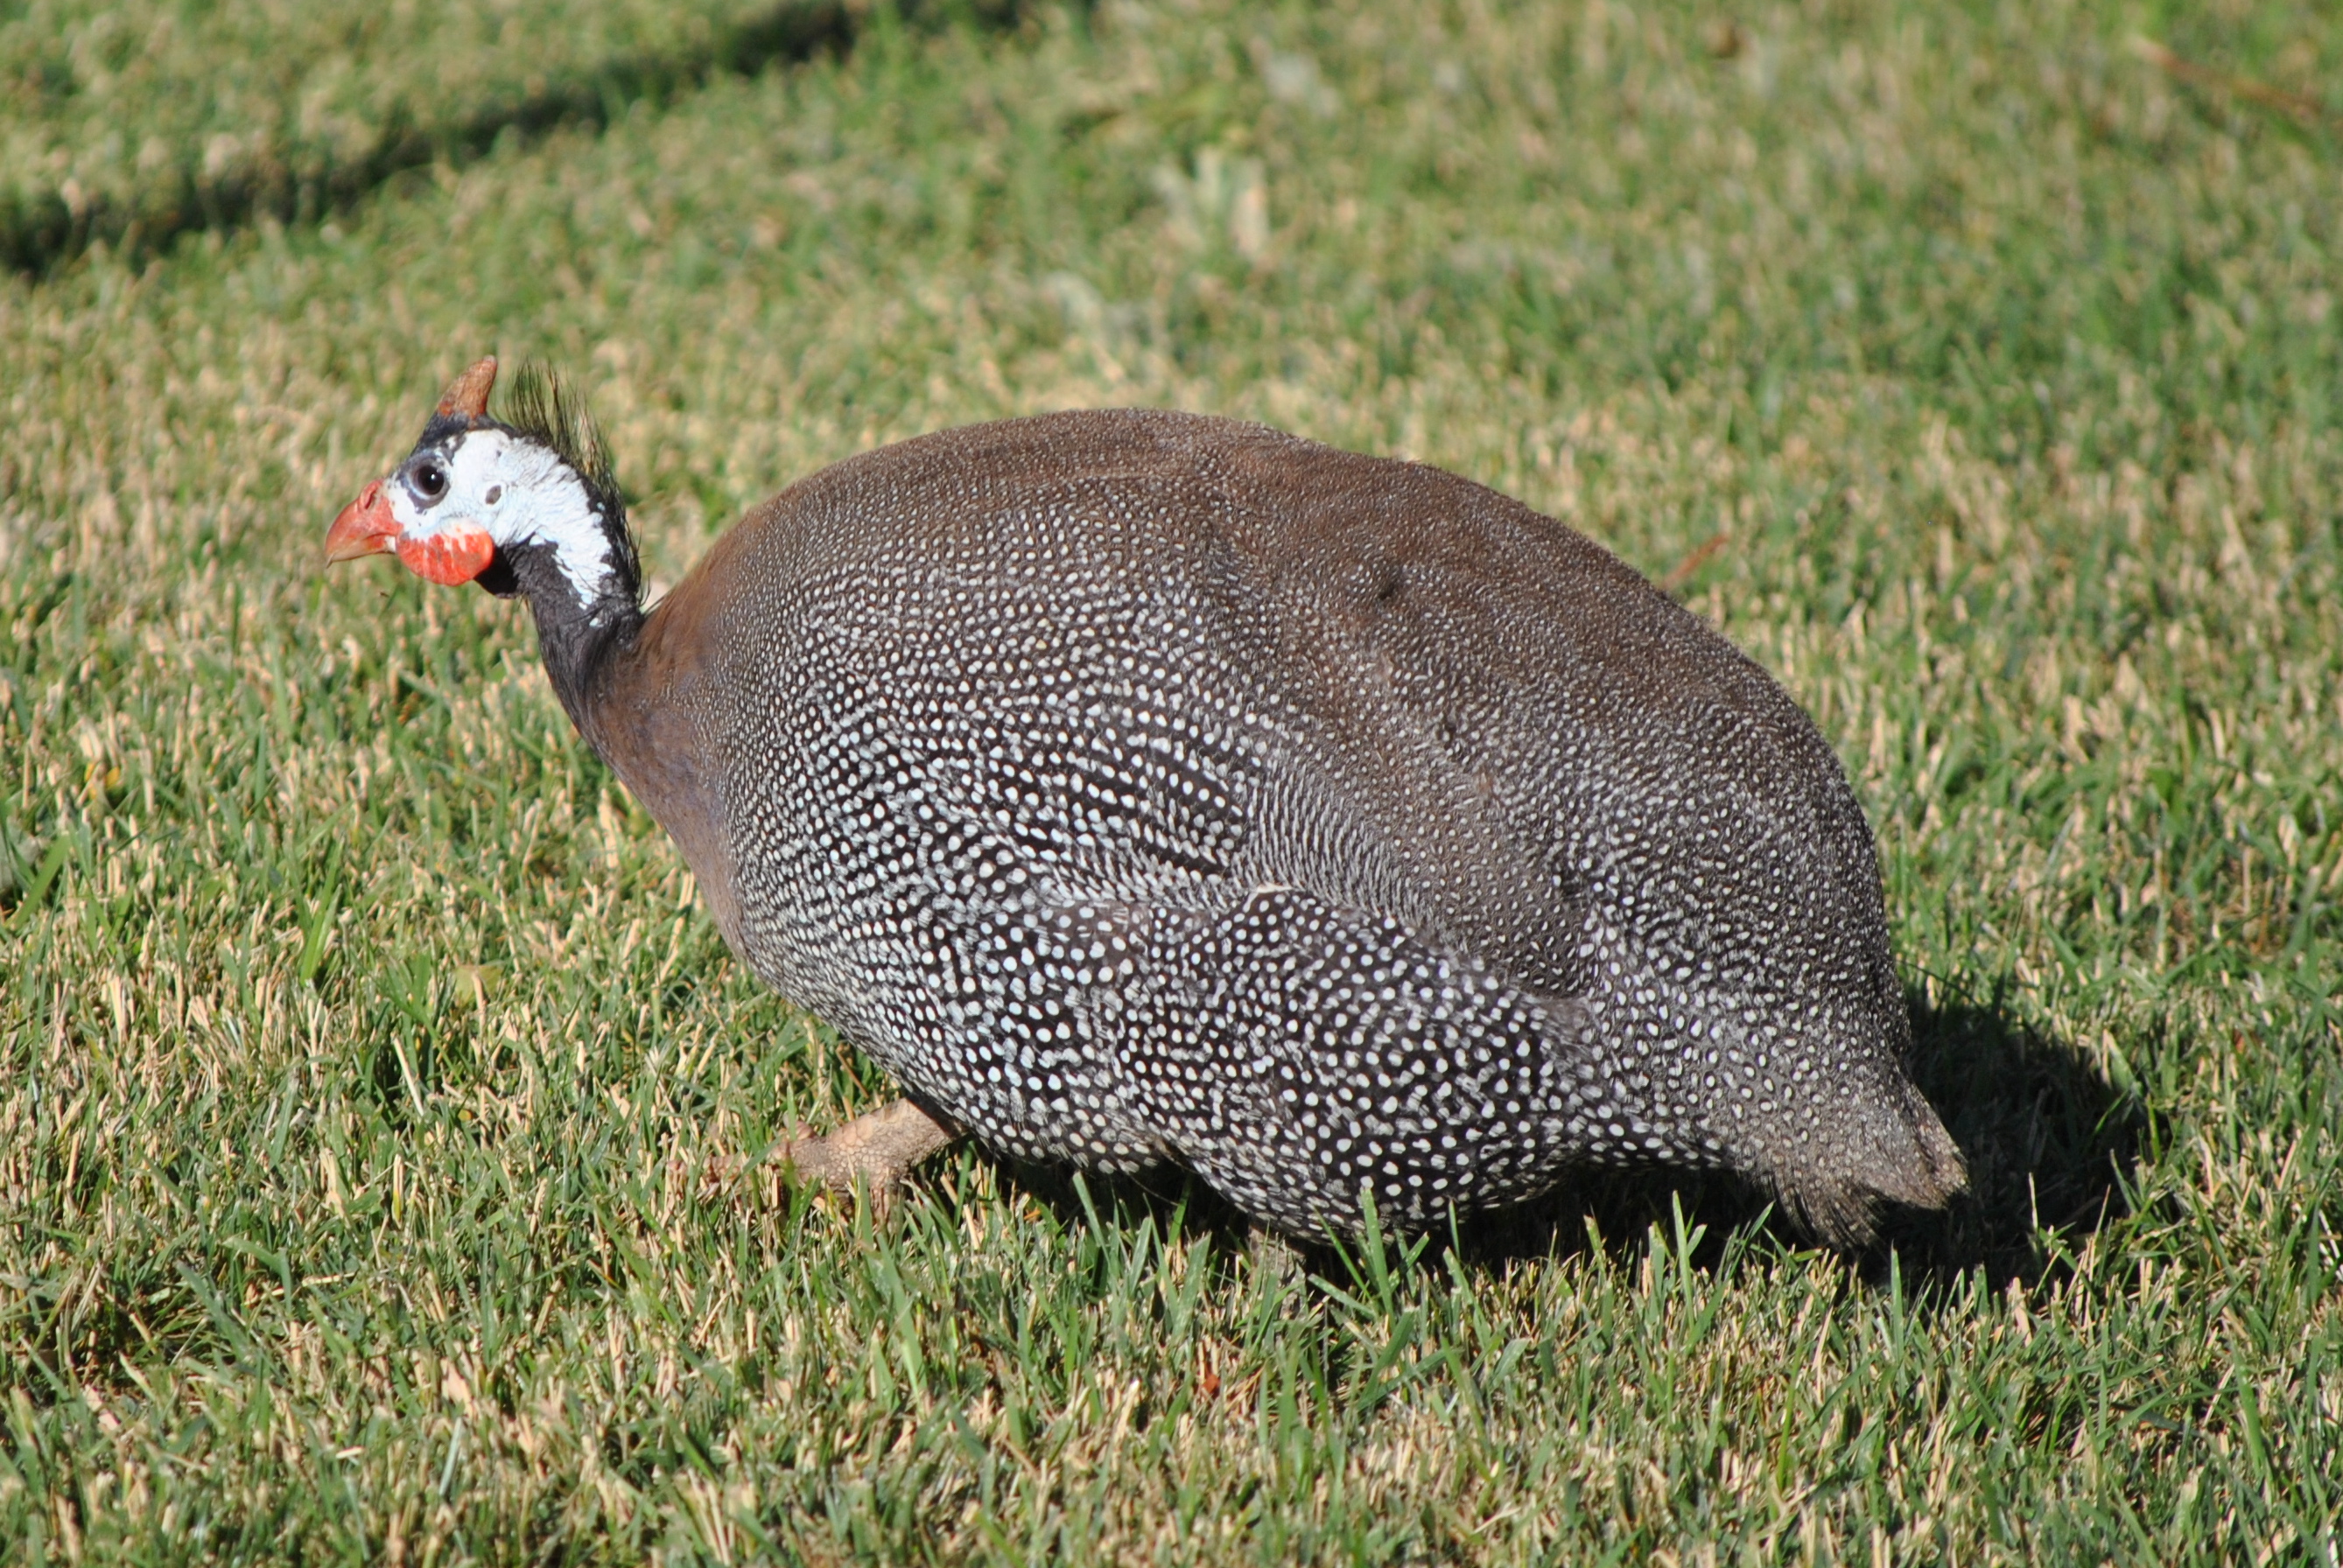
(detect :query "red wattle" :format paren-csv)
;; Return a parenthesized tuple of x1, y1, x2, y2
(396, 528, 495, 585)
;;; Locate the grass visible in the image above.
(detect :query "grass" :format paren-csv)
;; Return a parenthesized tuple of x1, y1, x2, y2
(0, 0, 872, 272)
(2, 0, 2339, 1559)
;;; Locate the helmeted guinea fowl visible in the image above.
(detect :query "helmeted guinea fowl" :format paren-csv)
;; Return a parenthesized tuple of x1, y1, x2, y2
(326, 357, 1965, 1243)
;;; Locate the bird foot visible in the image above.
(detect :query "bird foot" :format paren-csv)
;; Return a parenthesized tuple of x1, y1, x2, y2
(1247, 1221, 1305, 1287)
(777, 1098, 958, 1213)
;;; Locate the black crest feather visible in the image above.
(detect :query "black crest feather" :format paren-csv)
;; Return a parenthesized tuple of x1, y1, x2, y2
(502, 362, 619, 500)
(495, 361, 640, 608)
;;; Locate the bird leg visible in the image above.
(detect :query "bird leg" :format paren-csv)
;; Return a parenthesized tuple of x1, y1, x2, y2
(1247, 1222, 1306, 1288)
(777, 1098, 959, 1209)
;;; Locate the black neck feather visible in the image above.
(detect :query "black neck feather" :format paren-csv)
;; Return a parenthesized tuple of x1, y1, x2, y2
(480, 535, 645, 745)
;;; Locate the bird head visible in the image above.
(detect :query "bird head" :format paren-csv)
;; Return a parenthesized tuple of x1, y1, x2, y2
(325, 356, 636, 615)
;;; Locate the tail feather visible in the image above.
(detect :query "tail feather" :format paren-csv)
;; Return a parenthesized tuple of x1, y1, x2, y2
(1779, 1092, 1968, 1247)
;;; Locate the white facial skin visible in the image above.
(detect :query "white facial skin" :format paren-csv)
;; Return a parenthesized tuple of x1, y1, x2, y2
(389, 429, 617, 611)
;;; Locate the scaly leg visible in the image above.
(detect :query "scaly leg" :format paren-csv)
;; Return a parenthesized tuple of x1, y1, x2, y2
(1247, 1222, 1305, 1288)
(779, 1098, 958, 1209)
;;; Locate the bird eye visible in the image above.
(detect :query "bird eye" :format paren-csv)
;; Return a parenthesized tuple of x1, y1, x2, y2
(409, 458, 449, 503)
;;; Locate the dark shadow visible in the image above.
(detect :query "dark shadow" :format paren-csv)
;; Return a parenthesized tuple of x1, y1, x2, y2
(1871, 977, 2149, 1291)
(979, 973, 2147, 1301)
(1456, 978, 2146, 1295)
(1466, 977, 2146, 1295)
(993, 1156, 1266, 1261)
(4, 0, 1022, 276)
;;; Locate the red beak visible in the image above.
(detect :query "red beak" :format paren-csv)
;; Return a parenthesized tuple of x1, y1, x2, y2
(325, 479, 399, 564)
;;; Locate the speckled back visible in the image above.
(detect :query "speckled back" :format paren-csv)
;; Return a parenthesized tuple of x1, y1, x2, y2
(669, 409, 1962, 1240)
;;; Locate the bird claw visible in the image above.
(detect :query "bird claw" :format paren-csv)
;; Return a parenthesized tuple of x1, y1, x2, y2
(1246, 1221, 1305, 1287)
(775, 1098, 959, 1214)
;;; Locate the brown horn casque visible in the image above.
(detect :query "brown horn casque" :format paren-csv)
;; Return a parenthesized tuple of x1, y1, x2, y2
(434, 356, 498, 420)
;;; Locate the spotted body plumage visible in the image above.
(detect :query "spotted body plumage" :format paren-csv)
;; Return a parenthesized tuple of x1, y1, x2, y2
(658, 411, 1961, 1239)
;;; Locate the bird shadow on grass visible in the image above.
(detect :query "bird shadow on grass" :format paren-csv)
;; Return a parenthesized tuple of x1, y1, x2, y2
(993, 976, 2147, 1307)
(1462, 980, 2148, 1299)
(1884, 978, 2150, 1292)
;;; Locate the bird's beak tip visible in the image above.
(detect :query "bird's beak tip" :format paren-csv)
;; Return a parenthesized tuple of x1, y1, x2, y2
(325, 479, 397, 564)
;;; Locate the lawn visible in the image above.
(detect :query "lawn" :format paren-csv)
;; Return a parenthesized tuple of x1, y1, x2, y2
(2, 0, 2339, 1560)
